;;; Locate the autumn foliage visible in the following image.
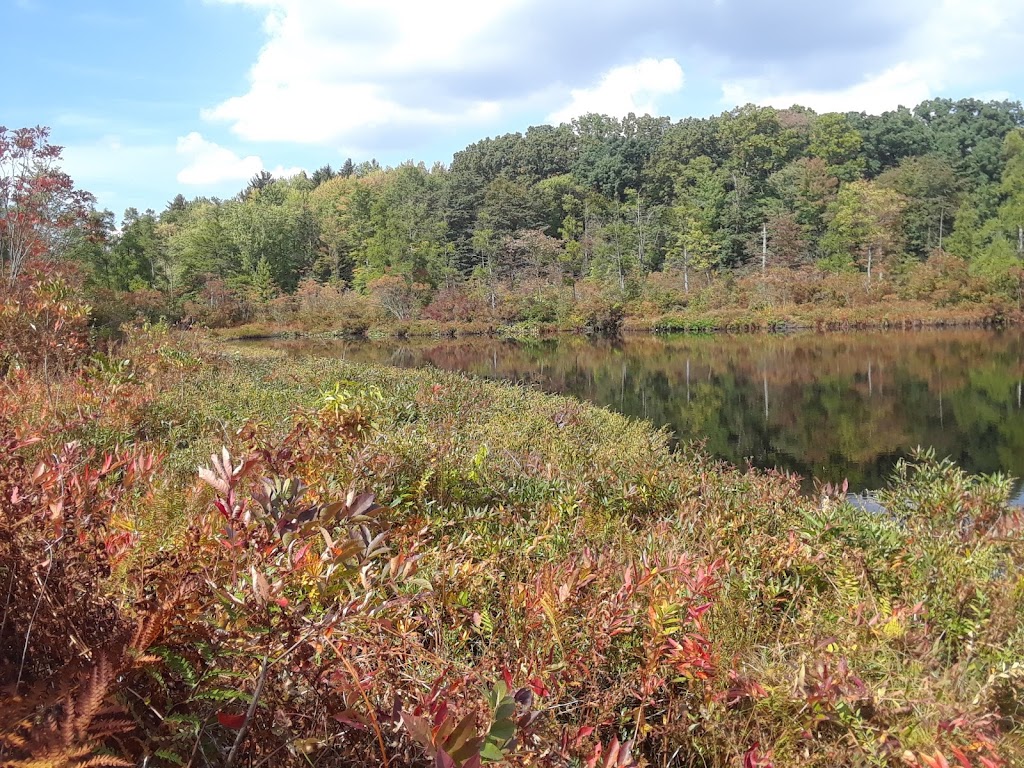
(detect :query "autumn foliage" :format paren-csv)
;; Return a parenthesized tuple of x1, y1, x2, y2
(0, 126, 94, 287)
(1, 270, 1023, 767)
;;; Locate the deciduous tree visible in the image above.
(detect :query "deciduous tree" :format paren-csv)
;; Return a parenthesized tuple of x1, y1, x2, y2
(0, 126, 95, 286)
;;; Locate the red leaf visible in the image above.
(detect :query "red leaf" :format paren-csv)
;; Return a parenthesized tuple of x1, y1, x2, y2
(744, 742, 773, 768)
(529, 676, 550, 697)
(949, 746, 972, 768)
(921, 752, 950, 768)
(331, 710, 367, 730)
(401, 712, 434, 749)
(217, 712, 246, 729)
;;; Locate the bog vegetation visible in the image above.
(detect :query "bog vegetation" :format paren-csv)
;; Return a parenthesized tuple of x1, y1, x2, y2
(1, 267, 1023, 767)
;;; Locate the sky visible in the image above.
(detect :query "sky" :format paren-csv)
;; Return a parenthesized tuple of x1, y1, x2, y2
(4, 0, 1024, 218)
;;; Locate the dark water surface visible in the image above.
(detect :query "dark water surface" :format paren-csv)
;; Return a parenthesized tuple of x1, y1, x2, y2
(247, 329, 1024, 496)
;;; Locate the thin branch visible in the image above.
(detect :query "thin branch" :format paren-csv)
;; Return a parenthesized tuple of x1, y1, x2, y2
(17, 550, 56, 686)
(250, 744, 288, 768)
(328, 639, 390, 768)
(224, 652, 270, 768)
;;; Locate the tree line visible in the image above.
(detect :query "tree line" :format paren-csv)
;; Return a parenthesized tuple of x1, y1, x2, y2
(9, 97, 1024, 327)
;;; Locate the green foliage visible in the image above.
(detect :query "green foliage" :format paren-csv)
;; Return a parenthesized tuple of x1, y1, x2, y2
(821, 180, 906, 276)
(31, 96, 1024, 336)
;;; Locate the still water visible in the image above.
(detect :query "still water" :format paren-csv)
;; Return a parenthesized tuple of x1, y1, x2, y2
(251, 329, 1024, 496)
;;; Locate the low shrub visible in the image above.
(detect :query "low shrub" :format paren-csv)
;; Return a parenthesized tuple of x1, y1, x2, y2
(1, 330, 1021, 767)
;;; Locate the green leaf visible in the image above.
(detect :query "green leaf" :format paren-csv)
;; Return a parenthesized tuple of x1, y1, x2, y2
(493, 698, 515, 724)
(488, 718, 515, 742)
(154, 748, 186, 766)
(479, 742, 505, 763)
(191, 688, 252, 703)
(159, 651, 198, 687)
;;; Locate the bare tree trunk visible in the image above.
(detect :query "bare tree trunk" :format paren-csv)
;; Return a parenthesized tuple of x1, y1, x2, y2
(582, 200, 592, 276)
(866, 247, 873, 286)
(683, 245, 690, 295)
(636, 192, 644, 273)
(761, 221, 767, 275)
(488, 252, 497, 310)
(614, 227, 625, 294)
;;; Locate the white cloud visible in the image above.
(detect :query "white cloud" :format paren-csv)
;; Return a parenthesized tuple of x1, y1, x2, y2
(203, 0, 528, 145)
(547, 58, 685, 124)
(176, 132, 263, 185)
(267, 164, 306, 179)
(721, 0, 1024, 113)
(198, 0, 1024, 158)
(59, 132, 305, 215)
(60, 136, 179, 212)
(723, 63, 932, 115)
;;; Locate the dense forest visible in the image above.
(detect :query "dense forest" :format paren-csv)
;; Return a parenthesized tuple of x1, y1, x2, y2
(12, 96, 1024, 331)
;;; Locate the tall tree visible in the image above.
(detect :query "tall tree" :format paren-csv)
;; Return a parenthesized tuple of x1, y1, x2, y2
(355, 163, 451, 289)
(915, 98, 1024, 187)
(166, 200, 238, 295)
(848, 107, 934, 177)
(994, 129, 1024, 254)
(768, 157, 839, 250)
(0, 126, 95, 285)
(877, 154, 960, 257)
(809, 112, 864, 181)
(101, 208, 164, 290)
(821, 180, 906, 281)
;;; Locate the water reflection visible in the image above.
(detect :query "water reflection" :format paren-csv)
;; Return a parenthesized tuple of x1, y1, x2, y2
(248, 329, 1024, 495)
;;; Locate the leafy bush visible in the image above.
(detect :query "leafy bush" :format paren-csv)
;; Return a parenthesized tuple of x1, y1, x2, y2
(0, 267, 91, 375)
(423, 284, 493, 324)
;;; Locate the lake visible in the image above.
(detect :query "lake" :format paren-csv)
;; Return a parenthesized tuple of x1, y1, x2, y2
(246, 329, 1024, 498)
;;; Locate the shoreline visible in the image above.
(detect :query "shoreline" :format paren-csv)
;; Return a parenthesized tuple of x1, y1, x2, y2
(209, 304, 1021, 341)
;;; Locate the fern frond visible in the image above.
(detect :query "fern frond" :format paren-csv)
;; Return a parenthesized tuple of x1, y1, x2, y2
(832, 561, 861, 607)
(84, 716, 136, 739)
(153, 748, 186, 766)
(1, 728, 29, 748)
(75, 754, 135, 768)
(2, 744, 91, 768)
(69, 654, 115, 743)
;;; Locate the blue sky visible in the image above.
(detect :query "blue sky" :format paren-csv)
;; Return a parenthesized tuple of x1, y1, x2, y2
(5, 0, 1024, 219)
